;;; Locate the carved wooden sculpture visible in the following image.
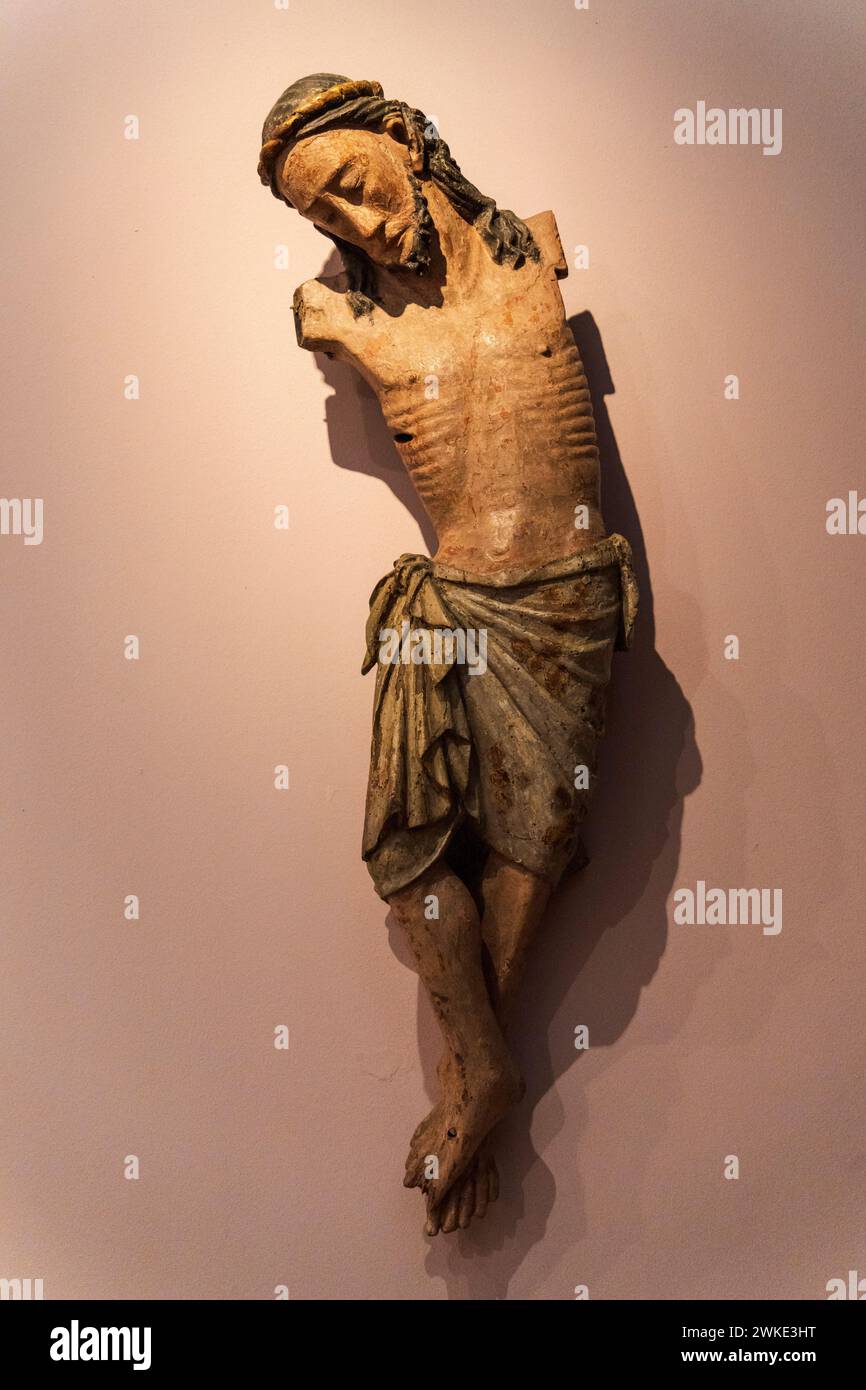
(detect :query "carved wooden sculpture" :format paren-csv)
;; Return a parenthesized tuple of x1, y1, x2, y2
(258, 75, 638, 1236)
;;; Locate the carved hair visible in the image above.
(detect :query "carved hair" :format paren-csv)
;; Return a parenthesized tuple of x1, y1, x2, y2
(258, 74, 539, 315)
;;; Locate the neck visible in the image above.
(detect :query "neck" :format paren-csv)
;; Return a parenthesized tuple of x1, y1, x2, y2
(424, 183, 484, 297)
(377, 180, 486, 309)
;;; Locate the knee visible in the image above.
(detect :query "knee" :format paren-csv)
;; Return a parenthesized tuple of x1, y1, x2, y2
(389, 865, 479, 943)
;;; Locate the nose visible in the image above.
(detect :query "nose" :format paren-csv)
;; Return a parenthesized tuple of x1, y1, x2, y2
(347, 204, 386, 238)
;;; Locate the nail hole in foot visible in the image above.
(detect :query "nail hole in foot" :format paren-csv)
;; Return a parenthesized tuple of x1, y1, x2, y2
(446, 1127, 458, 1139)
(393, 431, 414, 443)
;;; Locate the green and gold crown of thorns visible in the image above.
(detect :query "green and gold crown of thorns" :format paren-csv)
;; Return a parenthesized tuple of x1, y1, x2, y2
(257, 76, 384, 203)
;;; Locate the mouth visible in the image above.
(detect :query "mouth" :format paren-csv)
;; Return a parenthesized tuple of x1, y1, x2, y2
(391, 222, 426, 271)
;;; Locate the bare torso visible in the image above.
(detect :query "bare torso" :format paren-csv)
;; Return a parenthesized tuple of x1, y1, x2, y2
(294, 194, 605, 580)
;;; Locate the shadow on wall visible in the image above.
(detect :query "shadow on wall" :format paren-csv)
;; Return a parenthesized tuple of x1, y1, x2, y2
(316, 349, 438, 556)
(315, 285, 701, 1296)
(313, 252, 437, 555)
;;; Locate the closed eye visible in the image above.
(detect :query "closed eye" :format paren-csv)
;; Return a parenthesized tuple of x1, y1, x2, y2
(335, 176, 364, 206)
(326, 160, 365, 205)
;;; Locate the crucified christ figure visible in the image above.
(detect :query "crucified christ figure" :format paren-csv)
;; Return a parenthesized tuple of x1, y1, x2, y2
(258, 75, 638, 1238)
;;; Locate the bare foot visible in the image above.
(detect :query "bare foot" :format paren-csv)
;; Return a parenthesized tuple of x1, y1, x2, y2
(403, 1051, 457, 1189)
(407, 1049, 523, 1220)
(424, 1144, 500, 1235)
(405, 1051, 510, 1227)
(404, 1096, 447, 1190)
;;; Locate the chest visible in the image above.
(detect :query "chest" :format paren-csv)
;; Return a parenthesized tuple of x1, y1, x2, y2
(353, 266, 567, 398)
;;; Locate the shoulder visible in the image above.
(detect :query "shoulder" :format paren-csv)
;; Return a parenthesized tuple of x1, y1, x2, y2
(524, 211, 568, 278)
(292, 273, 361, 355)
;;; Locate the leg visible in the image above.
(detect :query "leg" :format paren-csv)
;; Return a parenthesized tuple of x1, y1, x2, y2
(389, 857, 524, 1229)
(432, 851, 555, 1234)
(480, 850, 554, 1025)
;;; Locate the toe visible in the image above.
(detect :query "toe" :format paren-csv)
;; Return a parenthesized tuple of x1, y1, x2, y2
(488, 1155, 500, 1204)
(440, 1187, 461, 1235)
(424, 1186, 441, 1236)
(474, 1165, 489, 1220)
(405, 1153, 426, 1188)
(458, 1175, 476, 1229)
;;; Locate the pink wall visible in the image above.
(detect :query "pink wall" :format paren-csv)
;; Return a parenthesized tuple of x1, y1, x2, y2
(1, 0, 863, 1299)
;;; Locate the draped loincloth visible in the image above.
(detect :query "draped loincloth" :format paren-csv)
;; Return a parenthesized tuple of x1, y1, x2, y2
(361, 533, 638, 901)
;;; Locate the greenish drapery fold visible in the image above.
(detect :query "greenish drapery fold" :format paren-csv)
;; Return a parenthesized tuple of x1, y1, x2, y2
(361, 534, 638, 901)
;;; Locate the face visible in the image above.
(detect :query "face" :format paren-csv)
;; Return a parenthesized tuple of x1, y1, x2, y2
(277, 127, 432, 270)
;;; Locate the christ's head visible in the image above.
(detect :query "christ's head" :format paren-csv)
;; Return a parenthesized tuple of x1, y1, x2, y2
(276, 126, 434, 272)
(258, 74, 539, 310)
